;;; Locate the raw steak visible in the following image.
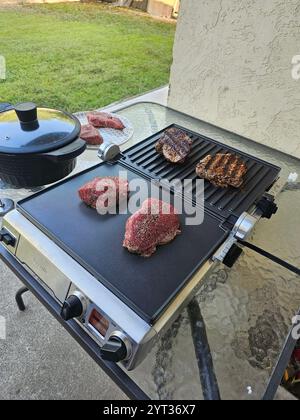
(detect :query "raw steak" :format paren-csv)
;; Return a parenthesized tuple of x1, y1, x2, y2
(155, 127, 193, 164)
(123, 198, 181, 257)
(87, 112, 125, 130)
(196, 153, 247, 188)
(80, 124, 103, 145)
(78, 177, 129, 213)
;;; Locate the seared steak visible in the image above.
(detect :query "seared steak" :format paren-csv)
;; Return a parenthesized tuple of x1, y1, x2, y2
(87, 112, 125, 130)
(78, 177, 129, 213)
(80, 124, 103, 145)
(196, 153, 247, 188)
(155, 127, 193, 164)
(123, 198, 181, 257)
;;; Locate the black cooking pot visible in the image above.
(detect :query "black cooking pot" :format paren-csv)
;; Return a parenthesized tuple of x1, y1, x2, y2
(0, 102, 86, 188)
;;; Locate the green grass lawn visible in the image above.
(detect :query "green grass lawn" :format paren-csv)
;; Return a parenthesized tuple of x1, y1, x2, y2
(0, 3, 175, 113)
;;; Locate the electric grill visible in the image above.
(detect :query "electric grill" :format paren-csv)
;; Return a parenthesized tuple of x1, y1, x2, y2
(0, 124, 281, 371)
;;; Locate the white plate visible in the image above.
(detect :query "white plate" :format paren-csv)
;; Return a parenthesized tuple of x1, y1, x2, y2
(75, 111, 134, 149)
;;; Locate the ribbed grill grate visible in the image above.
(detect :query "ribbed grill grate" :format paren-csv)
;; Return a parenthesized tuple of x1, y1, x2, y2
(122, 124, 281, 221)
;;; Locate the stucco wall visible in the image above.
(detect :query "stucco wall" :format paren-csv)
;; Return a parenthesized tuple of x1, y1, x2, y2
(169, 0, 300, 158)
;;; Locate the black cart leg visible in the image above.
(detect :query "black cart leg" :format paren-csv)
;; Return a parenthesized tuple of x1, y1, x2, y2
(187, 298, 221, 400)
(15, 287, 29, 311)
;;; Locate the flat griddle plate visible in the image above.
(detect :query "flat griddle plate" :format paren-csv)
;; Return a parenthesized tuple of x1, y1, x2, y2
(17, 163, 228, 324)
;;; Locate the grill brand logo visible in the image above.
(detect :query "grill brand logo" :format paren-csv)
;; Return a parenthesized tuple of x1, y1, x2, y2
(0, 55, 6, 80)
(0, 316, 6, 340)
(292, 55, 300, 80)
(292, 315, 300, 340)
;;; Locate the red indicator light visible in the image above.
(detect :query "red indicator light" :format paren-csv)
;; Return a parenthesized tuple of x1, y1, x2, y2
(89, 309, 109, 337)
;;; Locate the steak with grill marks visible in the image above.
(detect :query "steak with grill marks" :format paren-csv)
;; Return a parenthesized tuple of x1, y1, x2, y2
(123, 198, 181, 257)
(196, 153, 248, 188)
(155, 128, 193, 164)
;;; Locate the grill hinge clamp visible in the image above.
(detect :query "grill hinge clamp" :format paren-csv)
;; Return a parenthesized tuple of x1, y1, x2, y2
(256, 193, 278, 219)
(98, 143, 121, 163)
(213, 212, 258, 267)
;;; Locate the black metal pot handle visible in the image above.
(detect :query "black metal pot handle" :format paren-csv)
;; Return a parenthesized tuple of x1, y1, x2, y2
(15, 102, 38, 124)
(42, 138, 86, 162)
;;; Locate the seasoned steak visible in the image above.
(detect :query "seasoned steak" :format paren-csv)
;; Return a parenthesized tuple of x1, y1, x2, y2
(87, 112, 125, 130)
(80, 124, 103, 145)
(155, 127, 193, 164)
(196, 153, 247, 188)
(78, 177, 129, 213)
(123, 198, 181, 257)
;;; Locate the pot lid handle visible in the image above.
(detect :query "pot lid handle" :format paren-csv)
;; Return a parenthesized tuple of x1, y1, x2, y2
(15, 102, 38, 124)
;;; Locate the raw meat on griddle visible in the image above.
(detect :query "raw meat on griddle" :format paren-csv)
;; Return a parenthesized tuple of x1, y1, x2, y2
(78, 177, 129, 213)
(123, 198, 181, 257)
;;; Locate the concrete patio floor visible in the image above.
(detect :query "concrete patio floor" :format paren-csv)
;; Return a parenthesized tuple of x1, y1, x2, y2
(0, 265, 126, 400)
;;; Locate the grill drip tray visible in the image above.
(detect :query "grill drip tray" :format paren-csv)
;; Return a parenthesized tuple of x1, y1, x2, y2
(17, 163, 228, 324)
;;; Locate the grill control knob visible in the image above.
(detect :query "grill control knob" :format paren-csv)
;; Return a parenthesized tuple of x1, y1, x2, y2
(61, 292, 86, 321)
(0, 228, 16, 246)
(100, 336, 127, 363)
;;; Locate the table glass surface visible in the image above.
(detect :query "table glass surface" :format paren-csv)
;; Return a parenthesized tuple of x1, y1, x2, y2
(1, 102, 299, 400)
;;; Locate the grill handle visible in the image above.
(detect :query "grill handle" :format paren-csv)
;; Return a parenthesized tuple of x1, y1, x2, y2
(238, 240, 300, 277)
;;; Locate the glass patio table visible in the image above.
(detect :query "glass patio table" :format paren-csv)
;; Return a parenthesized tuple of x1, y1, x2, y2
(1, 102, 299, 400)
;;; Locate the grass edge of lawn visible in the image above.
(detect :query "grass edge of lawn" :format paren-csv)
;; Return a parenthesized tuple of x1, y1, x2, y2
(0, 3, 176, 113)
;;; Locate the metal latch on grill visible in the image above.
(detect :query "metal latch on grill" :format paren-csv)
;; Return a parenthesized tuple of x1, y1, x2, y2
(98, 143, 121, 162)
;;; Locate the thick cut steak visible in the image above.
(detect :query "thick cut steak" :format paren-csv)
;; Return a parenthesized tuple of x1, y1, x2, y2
(87, 112, 125, 130)
(80, 124, 103, 145)
(78, 177, 129, 213)
(196, 153, 247, 188)
(123, 198, 181, 257)
(155, 127, 193, 164)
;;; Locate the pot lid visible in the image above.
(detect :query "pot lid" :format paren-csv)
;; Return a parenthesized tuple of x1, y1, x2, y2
(0, 103, 81, 154)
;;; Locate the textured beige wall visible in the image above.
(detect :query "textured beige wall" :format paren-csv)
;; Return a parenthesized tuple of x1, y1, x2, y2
(169, 0, 300, 158)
